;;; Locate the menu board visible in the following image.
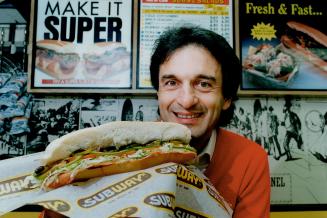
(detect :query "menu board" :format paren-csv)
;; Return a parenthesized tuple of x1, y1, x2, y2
(138, 0, 234, 88)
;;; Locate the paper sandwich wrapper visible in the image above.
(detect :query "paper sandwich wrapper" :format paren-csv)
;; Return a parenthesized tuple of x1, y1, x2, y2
(0, 152, 233, 218)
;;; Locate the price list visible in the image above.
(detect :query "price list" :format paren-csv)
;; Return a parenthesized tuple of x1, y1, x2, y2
(138, 0, 233, 88)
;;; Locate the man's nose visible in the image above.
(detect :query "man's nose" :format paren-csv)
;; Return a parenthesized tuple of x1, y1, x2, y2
(176, 85, 199, 108)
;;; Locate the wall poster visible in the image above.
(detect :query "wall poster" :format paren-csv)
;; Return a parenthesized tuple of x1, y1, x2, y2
(226, 96, 327, 209)
(138, 0, 234, 88)
(27, 98, 80, 154)
(28, 0, 134, 92)
(80, 98, 119, 128)
(118, 96, 159, 121)
(239, 0, 327, 95)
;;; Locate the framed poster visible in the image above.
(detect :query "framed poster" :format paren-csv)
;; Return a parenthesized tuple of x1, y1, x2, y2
(238, 0, 327, 95)
(28, 0, 134, 92)
(137, 0, 234, 88)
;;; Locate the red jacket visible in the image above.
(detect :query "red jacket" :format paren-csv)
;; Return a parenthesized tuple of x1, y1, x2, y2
(205, 128, 270, 218)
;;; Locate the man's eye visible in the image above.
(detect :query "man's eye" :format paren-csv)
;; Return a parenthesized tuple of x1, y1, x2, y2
(165, 80, 177, 86)
(196, 81, 212, 89)
(199, 81, 210, 88)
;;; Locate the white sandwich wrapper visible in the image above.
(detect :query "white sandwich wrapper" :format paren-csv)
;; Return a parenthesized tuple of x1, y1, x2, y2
(0, 152, 233, 218)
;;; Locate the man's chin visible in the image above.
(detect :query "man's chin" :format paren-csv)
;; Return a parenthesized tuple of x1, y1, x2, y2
(188, 127, 205, 139)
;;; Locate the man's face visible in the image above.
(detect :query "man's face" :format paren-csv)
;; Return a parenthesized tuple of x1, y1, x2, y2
(157, 45, 231, 141)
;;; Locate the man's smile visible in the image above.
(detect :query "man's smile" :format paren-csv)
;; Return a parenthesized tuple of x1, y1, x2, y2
(174, 112, 202, 119)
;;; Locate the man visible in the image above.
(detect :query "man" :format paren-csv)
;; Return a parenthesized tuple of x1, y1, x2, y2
(135, 105, 144, 121)
(150, 25, 270, 217)
(267, 106, 283, 160)
(253, 99, 263, 145)
(237, 107, 253, 140)
(258, 106, 269, 154)
(281, 102, 303, 161)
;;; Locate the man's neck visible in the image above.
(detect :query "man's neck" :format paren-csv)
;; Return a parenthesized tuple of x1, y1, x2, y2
(190, 131, 213, 153)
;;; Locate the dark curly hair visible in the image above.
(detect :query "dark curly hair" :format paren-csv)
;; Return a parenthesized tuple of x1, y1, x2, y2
(150, 25, 241, 126)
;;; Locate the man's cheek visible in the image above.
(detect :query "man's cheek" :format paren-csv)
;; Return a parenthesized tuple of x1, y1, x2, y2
(158, 104, 170, 121)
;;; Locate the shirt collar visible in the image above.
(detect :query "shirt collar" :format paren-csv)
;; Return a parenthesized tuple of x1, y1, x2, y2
(198, 130, 216, 160)
(194, 130, 216, 171)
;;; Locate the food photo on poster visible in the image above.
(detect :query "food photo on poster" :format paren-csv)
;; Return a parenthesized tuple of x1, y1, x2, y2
(30, 0, 133, 90)
(239, 0, 326, 92)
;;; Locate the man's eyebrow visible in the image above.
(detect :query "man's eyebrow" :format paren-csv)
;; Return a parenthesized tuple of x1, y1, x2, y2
(160, 74, 176, 80)
(160, 74, 217, 82)
(197, 74, 217, 82)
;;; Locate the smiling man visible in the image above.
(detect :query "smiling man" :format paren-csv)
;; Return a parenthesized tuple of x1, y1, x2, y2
(157, 44, 229, 150)
(150, 26, 270, 218)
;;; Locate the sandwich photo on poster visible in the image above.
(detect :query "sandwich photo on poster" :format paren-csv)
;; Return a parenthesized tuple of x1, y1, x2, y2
(29, 0, 133, 91)
(238, 0, 326, 93)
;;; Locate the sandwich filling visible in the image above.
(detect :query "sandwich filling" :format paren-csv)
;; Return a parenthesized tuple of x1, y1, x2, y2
(32, 140, 196, 190)
(36, 47, 80, 74)
(283, 28, 327, 61)
(83, 46, 130, 76)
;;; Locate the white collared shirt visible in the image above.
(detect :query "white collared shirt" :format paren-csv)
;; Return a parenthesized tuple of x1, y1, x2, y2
(196, 130, 216, 171)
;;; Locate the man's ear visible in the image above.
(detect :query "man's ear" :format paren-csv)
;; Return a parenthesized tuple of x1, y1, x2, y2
(222, 98, 232, 110)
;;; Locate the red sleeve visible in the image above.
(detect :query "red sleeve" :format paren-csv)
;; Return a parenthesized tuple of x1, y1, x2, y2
(233, 151, 270, 218)
(39, 209, 67, 218)
(38, 210, 45, 218)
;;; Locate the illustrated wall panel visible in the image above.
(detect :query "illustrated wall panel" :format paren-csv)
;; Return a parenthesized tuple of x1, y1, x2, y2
(226, 97, 327, 206)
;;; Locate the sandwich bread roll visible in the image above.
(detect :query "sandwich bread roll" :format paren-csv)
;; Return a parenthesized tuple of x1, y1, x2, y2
(30, 121, 196, 190)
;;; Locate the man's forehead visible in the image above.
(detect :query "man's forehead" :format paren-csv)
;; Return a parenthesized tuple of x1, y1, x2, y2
(160, 73, 218, 81)
(158, 45, 222, 81)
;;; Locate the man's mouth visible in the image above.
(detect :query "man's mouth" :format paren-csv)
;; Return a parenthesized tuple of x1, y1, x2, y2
(174, 112, 202, 119)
